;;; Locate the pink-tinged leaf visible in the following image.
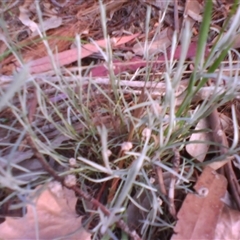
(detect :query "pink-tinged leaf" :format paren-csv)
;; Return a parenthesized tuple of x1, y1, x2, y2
(214, 205, 240, 240)
(27, 34, 139, 74)
(133, 28, 173, 56)
(91, 57, 146, 77)
(91, 42, 209, 77)
(171, 167, 227, 240)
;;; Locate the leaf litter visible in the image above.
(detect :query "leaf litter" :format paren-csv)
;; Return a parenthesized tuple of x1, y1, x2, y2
(172, 166, 227, 240)
(1, 0, 240, 239)
(0, 181, 91, 240)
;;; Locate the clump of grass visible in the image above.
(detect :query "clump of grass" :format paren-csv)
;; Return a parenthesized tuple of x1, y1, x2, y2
(1, 1, 240, 239)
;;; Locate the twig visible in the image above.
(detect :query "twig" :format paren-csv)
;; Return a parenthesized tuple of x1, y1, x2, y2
(207, 108, 240, 210)
(168, 148, 180, 218)
(26, 134, 142, 240)
(154, 161, 167, 196)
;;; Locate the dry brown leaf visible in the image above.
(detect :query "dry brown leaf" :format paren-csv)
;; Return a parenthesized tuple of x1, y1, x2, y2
(132, 28, 173, 56)
(219, 113, 232, 131)
(0, 182, 91, 240)
(31, 16, 62, 37)
(214, 205, 240, 240)
(184, 0, 203, 22)
(141, 0, 174, 10)
(26, 33, 139, 74)
(106, 0, 128, 19)
(19, 6, 38, 32)
(186, 118, 211, 162)
(233, 34, 240, 48)
(19, 3, 62, 36)
(206, 109, 231, 170)
(171, 166, 227, 240)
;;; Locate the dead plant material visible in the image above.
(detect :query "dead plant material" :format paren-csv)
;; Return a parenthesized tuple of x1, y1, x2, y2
(1, 22, 87, 74)
(0, 183, 91, 240)
(214, 204, 240, 239)
(18, 87, 38, 152)
(154, 161, 167, 197)
(90, 41, 208, 77)
(206, 108, 229, 169)
(14, 34, 138, 74)
(172, 166, 227, 240)
(186, 118, 211, 162)
(168, 148, 180, 218)
(207, 107, 240, 210)
(107, 87, 146, 203)
(224, 162, 240, 211)
(207, 108, 229, 156)
(1, 0, 137, 75)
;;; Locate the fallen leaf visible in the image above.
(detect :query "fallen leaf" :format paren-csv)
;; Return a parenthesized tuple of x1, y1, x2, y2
(186, 118, 211, 162)
(26, 33, 139, 74)
(132, 28, 173, 56)
(184, 0, 203, 22)
(214, 205, 240, 240)
(31, 16, 62, 37)
(219, 113, 232, 131)
(19, 6, 38, 32)
(206, 109, 230, 170)
(0, 182, 91, 240)
(91, 41, 206, 77)
(171, 166, 227, 240)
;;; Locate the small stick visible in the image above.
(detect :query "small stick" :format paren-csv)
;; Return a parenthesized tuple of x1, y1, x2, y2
(26, 135, 142, 240)
(154, 162, 167, 196)
(168, 148, 180, 218)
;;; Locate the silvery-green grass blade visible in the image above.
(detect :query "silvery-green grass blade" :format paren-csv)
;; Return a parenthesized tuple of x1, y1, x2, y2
(0, 67, 29, 111)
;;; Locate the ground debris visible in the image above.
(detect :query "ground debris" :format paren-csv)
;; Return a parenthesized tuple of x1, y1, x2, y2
(172, 167, 227, 240)
(0, 182, 91, 240)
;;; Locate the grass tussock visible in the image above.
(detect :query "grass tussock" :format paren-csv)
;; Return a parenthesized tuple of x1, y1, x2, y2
(1, 0, 240, 239)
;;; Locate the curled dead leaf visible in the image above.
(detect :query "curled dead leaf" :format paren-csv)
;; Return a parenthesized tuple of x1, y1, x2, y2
(186, 118, 211, 162)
